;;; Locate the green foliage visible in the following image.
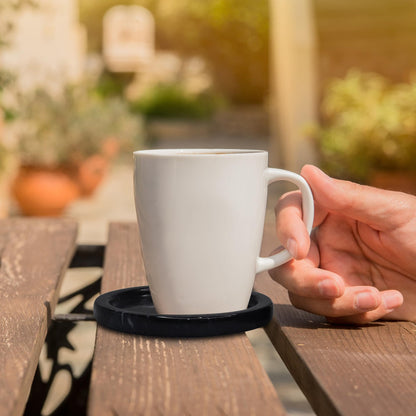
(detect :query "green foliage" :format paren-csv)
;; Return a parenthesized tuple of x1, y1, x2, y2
(130, 83, 221, 119)
(0, 1, 37, 83)
(79, 0, 269, 104)
(313, 70, 416, 182)
(94, 71, 136, 99)
(0, 0, 37, 174)
(0, 1, 35, 105)
(0, 70, 16, 119)
(14, 84, 145, 167)
(0, 142, 9, 173)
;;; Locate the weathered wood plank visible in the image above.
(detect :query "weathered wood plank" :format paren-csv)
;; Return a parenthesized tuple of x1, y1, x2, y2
(89, 222, 285, 416)
(0, 218, 78, 416)
(255, 221, 416, 416)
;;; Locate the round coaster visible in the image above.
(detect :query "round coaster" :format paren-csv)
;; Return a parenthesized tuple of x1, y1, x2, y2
(94, 286, 273, 338)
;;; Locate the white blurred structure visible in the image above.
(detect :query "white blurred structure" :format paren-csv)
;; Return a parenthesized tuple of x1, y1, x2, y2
(103, 5, 154, 73)
(0, 0, 86, 93)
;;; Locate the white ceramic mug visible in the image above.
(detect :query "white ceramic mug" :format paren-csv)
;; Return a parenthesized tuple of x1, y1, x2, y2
(133, 149, 314, 315)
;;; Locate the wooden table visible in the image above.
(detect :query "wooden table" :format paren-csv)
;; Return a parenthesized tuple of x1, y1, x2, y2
(1, 218, 416, 416)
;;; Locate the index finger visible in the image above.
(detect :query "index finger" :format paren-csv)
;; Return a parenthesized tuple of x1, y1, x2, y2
(274, 191, 327, 259)
(301, 165, 415, 231)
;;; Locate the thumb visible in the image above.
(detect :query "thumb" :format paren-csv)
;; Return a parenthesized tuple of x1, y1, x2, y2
(301, 165, 409, 230)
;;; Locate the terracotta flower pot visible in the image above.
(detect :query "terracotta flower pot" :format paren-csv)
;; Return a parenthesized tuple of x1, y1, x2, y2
(75, 138, 120, 197)
(76, 154, 109, 197)
(101, 137, 120, 160)
(11, 166, 80, 216)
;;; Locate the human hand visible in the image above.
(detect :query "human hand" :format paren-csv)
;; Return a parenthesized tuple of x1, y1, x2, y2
(270, 165, 416, 324)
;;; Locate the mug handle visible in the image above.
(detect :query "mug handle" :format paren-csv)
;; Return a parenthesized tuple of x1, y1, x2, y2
(256, 168, 314, 274)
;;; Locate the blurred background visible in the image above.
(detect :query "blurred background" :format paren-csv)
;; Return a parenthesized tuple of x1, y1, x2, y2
(1, 0, 416, 220)
(1, 1, 416, 415)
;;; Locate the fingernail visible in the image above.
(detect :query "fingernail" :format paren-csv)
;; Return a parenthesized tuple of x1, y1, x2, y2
(354, 292, 378, 311)
(318, 279, 341, 297)
(382, 292, 403, 310)
(287, 238, 298, 258)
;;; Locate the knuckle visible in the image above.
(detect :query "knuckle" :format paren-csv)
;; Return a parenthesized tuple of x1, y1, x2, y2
(288, 272, 314, 297)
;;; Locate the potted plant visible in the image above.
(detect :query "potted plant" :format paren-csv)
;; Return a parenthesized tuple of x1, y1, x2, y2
(0, 116, 14, 218)
(312, 70, 416, 193)
(11, 84, 144, 216)
(129, 82, 223, 142)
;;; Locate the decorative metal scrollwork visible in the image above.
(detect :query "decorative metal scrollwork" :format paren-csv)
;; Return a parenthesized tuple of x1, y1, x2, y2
(24, 245, 104, 416)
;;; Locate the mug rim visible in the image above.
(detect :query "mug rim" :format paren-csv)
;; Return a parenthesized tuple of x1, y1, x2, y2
(133, 149, 267, 157)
